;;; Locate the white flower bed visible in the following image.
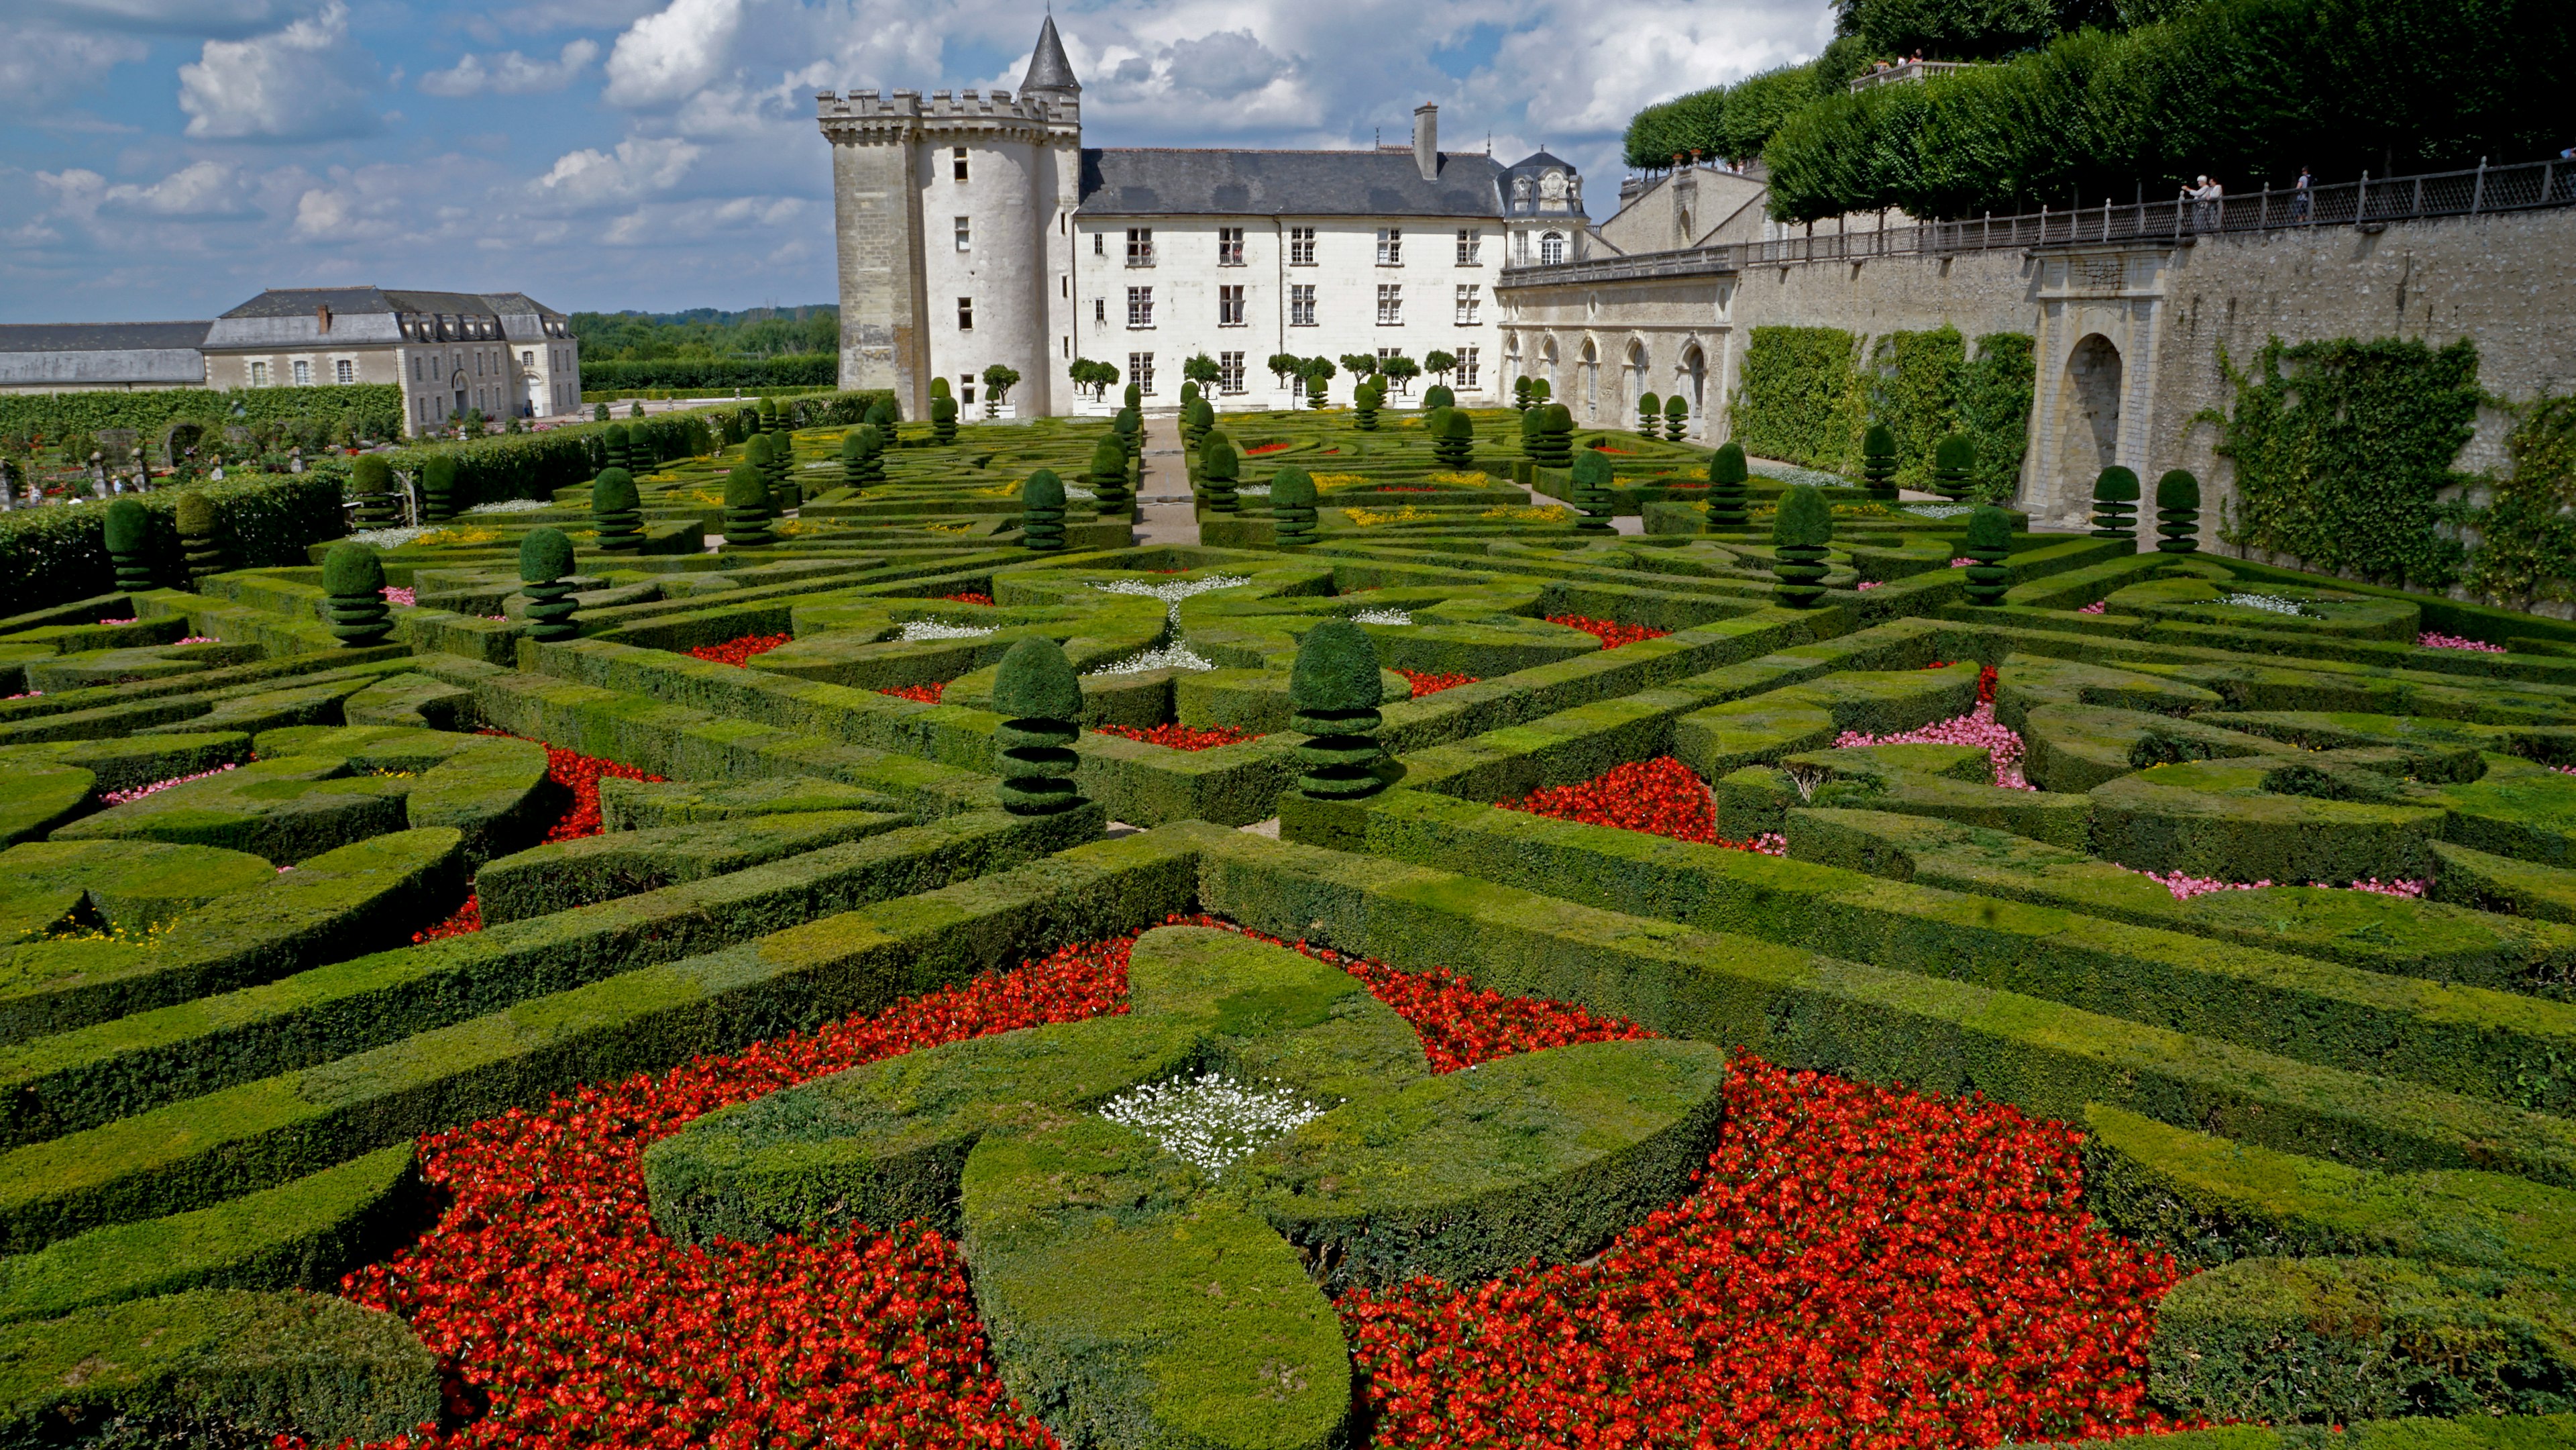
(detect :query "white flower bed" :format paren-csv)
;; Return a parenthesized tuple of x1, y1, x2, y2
(1234, 484, 1271, 497)
(346, 526, 433, 550)
(1094, 574, 1250, 609)
(464, 499, 557, 515)
(1757, 461, 1856, 491)
(1350, 608, 1413, 625)
(1066, 485, 1097, 501)
(1097, 1072, 1328, 1177)
(1904, 504, 1976, 520)
(1086, 641, 1216, 675)
(2220, 592, 2307, 617)
(895, 620, 997, 643)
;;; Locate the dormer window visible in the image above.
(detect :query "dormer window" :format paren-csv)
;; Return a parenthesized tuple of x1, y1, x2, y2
(1540, 231, 1566, 266)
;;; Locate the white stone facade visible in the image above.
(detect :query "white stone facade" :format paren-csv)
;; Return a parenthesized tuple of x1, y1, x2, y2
(199, 287, 581, 434)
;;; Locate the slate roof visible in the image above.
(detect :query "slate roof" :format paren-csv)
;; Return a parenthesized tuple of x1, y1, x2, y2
(218, 287, 564, 319)
(0, 321, 212, 353)
(1076, 148, 1505, 219)
(1022, 15, 1079, 94)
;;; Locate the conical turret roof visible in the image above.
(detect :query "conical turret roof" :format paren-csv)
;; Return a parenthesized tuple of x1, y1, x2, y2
(1022, 15, 1079, 95)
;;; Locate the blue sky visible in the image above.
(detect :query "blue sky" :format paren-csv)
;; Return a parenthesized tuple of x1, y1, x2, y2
(0, 0, 1833, 323)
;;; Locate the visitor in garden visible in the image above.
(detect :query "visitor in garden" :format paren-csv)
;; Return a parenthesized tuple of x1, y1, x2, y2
(2292, 167, 2312, 222)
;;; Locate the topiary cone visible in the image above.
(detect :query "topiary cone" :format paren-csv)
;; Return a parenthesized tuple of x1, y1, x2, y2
(1931, 433, 1976, 503)
(1289, 619, 1387, 798)
(1087, 436, 1133, 515)
(1570, 448, 1617, 533)
(930, 396, 959, 445)
(722, 462, 774, 548)
(321, 543, 392, 645)
(1519, 407, 1544, 459)
(1770, 484, 1834, 608)
(1020, 469, 1066, 551)
(1861, 423, 1899, 501)
(518, 527, 580, 643)
(175, 490, 225, 587)
(419, 455, 457, 521)
(1270, 468, 1318, 548)
(603, 423, 632, 476)
(1198, 431, 1240, 513)
(992, 637, 1085, 816)
(760, 412, 792, 507)
(1637, 391, 1660, 436)
(2155, 469, 2201, 554)
(1432, 407, 1474, 467)
(840, 430, 871, 491)
(1533, 405, 1574, 470)
(1705, 443, 1750, 531)
(1353, 384, 1381, 431)
(2091, 466, 2140, 543)
(350, 454, 400, 527)
(104, 496, 155, 592)
(592, 467, 643, 552)
(1663, 394, 1689, 443)
(1962, 505, 2014, 606)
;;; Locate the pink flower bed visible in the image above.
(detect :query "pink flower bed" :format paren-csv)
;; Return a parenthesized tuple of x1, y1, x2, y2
(2078, 601, 2108, 615)
(1835, 702, 2031, 789)
(382, 586, 418, 607)
(1949, 557, 1976, 568)
(2123, 867, 2429, 902)
(2418, 631, 2503, 653)
(1855, 580, 1884, 592)
(174, 635, 219, 645)
(101, 762, 237, 807)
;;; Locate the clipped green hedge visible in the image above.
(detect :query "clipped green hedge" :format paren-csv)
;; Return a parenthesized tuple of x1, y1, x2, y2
(476, 808, 908, 923)
(0, 473, 343, 618)
(2041, 1416, 2576, 1449)
(384, 409, 716, 510)
(1728, 327, 1863, 474)
(580, 356, 836, 391)
(0, 384, 402, 448)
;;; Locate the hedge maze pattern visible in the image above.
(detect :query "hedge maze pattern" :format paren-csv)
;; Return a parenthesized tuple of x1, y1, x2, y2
(5, 401, 2576, 1449)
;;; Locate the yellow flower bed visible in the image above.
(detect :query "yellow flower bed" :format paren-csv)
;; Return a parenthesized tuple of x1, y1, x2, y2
(923, 520, 975, 535)
(1482, 505, 1568, 522)
(1428, 472, 1493, 486)
(1342, 505, 1434, 527)
(971, 483, 1020, 497)
(415, 527, 504, 548)
(1311, 474, 1371, 491)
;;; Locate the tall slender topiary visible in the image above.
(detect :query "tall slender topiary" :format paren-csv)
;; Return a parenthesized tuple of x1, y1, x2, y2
(603, 423, 632, 475)
(930, 395, 959, 444)
(2156, 468, 2202, 553)
(1183, 396, 1215, 450)
(350, 454, 400, 527)
(105, 497, 154, 592)
(1860, 423, 1899, 501)
(1663, 393, 1689, 442)
(1353, 382, 1382, 431)
(991, 638, 1085, 816)
(2091, 466, 2141, 543)
(1706, 442, 1750, 531)
(1122, 382, 1140, 411)
(1931, 433, 1976, 503)
(519, 527, 579, 643)
(763, 415, 796, 511)
(1270, 468, 1318, 548)
(1962, 506, 2014, 605)
(321, 543, 392, 645)
(1305, 372, 1328, 411)
(742, 433, 775, 512)
(1087, 435, 1132, 515)
(175, 490, 225, 586)
(722, 462, 774, 548)
(1290, 619, 1387, 799)
(419, 455, 457, 522)
(841, 430, 871, 490)
(1570, 447, 1617, 533)
(1432, 407, 1474, 467)
(1637, 391, 1661, 436)
(1770, 484, 1833, 608)
(592, 467, 643, 552)
(1532, 405, 1574, 470)
(1513, 376, 1534, 413)
(1113, 407, 1142, 469)
(1198, 430, 1240, 513)
(852, 425, 888, 485)
(1020, 469, 1066, 551)
(1519, 406, 1544, 459)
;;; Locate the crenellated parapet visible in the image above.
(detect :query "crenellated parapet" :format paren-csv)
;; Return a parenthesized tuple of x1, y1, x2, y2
(814, 87, 1079, 146)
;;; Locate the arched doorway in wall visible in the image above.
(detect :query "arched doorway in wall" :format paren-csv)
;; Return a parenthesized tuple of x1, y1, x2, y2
(1503, 331, 1521, 396)
(1623, 342, 1649, 424)
(1580, 338, 1600, 419)
(1677, 343, 1707, 431)
(2054, 333, 2123, 509)
(1539, 336, 1559, 397)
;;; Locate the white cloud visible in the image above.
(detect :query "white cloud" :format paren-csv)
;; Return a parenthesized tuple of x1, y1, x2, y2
(535, 135, 702, 209)
(604, 0, 743, 109)
(38, 160, 258, 220)
(419, 39, 600, 97)
(1165, 30, 1291, 99)
(598, 193, 802, 246)
(0, 24, 148, 110)
(19, 0, 329, 40)
(176, 1, 383, 141)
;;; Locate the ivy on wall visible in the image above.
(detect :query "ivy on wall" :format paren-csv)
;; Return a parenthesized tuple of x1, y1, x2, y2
(1867, 327, 1963, 489)
(0, 384, 405, 446)
(2461, 395, 2576, 611)
(1738, 325, 2035, 498)
(1955, 333, 2036, 503)
(2214, 338, 2481, 590)
(1730, 327, 1867, 474)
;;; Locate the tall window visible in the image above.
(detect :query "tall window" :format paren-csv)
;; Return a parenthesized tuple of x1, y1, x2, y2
(1126, 227, 1154, 266)
(955, 216, 971, 250)
(1093, 232, 1105, 256)
(1129, 352, 1156, 395)
(410, 356, 421, 380)
(957, 297, 975, 331)
(1218, 285, 1246, 327)
(1094, 297, 1106, 324)
(960, 374, 977, 405)
(1288, 227, 1316, 265)
(1540, 231, 1566, 265)
(1456, 346, 1481, 388)
(1217, 227, 1244, 265)
(1289, 284, 1316, 327)
(1454, 285, 1481, 325)
(251, 360, 270, 386)
(1376, 284, 1402, 325)
(1218, 350, 1246, 395)
(1376, 227, 1402, 265)
(1456, 229, 1481, 264)
(521, 350, 534, 368)
(952, 146, 968, 181)
(292, 359, 311, 385)
(1126, 287, 1153, 327)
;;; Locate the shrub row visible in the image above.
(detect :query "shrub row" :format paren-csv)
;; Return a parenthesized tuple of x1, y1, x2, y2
(0, 474, 343, 618)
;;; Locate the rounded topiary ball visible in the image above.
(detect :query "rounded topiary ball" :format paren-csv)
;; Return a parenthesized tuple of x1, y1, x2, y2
(592, 466, 639, 511)
(994, 635, 1083, 722)
(174, 490, 214, 537)
(1962, 505, 2014, 605)
(1931, 433, 1977, 502)
(520, 526, 574, 584)
(1569, 447, 1616, 533)
(419, 455, 458, 521)
(1770, 484, 1834, 608)
(105, 497, 154, 591)
(1290, 619, 1387, 799)
(2155, 468, 2202, 554)
(1271, 468, 1318, 511)
(2091, 465, 2141, 541)
(323, 541, 386, 598)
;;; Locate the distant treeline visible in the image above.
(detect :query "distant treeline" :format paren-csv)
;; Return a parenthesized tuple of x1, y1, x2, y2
(569, 305, 839, 362)
(578, 356, 837, 391)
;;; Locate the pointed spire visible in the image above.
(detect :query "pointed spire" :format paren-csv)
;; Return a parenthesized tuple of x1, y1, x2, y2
(1022, 14, 1080, 96)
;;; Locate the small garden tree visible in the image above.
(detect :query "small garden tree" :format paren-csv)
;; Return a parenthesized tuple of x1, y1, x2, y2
(1339, 354, 1379, 382)
(1304, 358, 1336, 410)
(1379, 354, 1419, 396)
(981, 364, 1020, 418)
(1425, 350, 1458, 386)
(1267, 353, 1303, 389)
(1183, 353, 1221, 395)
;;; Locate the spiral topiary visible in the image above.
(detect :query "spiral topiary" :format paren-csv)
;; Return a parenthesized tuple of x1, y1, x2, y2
(1020, 469, 1066, 552)
(855, 425, 889, 485)
(1570, 447, 1617, 533)
(1198, 431, 1241, 513)
(1305, 372, 1328, 411)
(1519, 406, 1544, 460)
(991, 637, 1085, 816)
(1353, 382, 1382, 431)
(866, 398, 898, 433)
(1513, 376, 1534, 413)
(1290, 619, 1387, 799)
(1122, 382, 1140, 411)
(1182, 396, 1214, 450)
(594, 403, 611, 423)
(742, 433, 779, 513)
(2091, 466, 2141, 543)
(1532, 405, 1574, 470)
(1861, 423, 1899, 501)
(603, 423, 632, 475)
(930, 395, 959, 445)
(350, 454, 400, 527)
(1271, 468, 1318, 548)
(1113, 407, 1142, 467)
(419, 454, 457, 522)
(761, 415, 796, 511)
(592, 467, 643, 552)
(1636, 391, 1660, 436)
(2155, 469, 2202, 554)
(1432, 407, 1474, 468)
(104, 497, 154, 592)
(1706, 443, 1751, 531)
(1424, 384, 1456, 412)
(321, 543, 392, 645)
(1931, 433, 1976, 503)
(1962, 506, 2014, 606)
(841, 430, 870, 490)
(1770, 484, 1834, 608)
(519, 527, 580, 643)
(1663, 394, 1689, 442)
(175, 490, 225, 586)
(1087, 435, 1132, 515)
(722, 462, 774, 548)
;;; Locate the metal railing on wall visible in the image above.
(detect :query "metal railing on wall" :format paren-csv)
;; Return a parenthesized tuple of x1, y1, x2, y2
(1499, 156, 2576, 286)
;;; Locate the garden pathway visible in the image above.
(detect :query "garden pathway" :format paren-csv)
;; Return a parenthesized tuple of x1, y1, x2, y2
(1132, 411, 1197, 548)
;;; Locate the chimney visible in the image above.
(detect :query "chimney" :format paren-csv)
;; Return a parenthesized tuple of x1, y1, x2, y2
(315, 304, 332, 334)
(1413, 103, 1438, 182)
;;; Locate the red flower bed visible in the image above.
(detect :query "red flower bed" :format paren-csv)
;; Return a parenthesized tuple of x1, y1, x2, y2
(1925, 660, 2002, 704)
(939, 592, 995, 606)
(1090, 721, 1257, 751)
(1548, 613, 1672, 651)
(1244, 442, 1291, 455)
(1501, 756, 1784, 854)
(1397, 668, 1478, 698)
(877, 682, 945, 705)
(413, 895, 483, 943)
(527, 740, 666, 843)
(686, 633, 790, 667)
